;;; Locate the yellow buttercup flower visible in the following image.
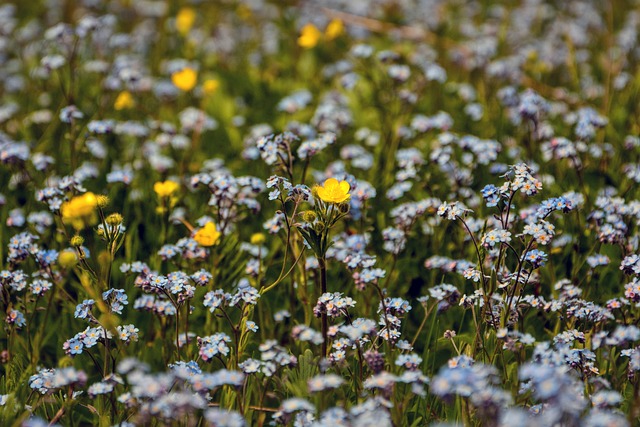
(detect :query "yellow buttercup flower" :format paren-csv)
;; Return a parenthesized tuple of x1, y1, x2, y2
(114, 91, 135, 110)
(175, 7, 196, 35)
(202, 79, 220, 95)
(58, 250, 78, 268)
(172, 67, 197, 91)
(61, 192, 98, 220)
(316, 178, 350, 204)
(194, 222, 221, 246)
(154, 180, 180, 198)
(236, 4, 252, 21)
(250, 233, 265, 245)
(298, 23, 322, 49)
(325, 19, 344, 41)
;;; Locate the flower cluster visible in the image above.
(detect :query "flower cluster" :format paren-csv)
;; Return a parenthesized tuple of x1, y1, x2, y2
(1, 2, 640, 426)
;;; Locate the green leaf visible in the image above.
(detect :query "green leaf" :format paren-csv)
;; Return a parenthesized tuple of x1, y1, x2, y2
(282, 349, 319, 398)
(217, 234, 248, 286)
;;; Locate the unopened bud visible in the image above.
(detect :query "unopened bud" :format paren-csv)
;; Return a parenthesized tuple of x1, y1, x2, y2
(96, 195, 110, 208)
(106, 213, 123, 226)
(301, 211, 317, 223)
(70, 235, 84, 247)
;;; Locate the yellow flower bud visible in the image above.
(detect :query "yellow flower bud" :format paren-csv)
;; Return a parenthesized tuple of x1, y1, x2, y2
(96, 195, 110, 208)
(70, 235, 85, 247)
(106, 213, 124, 226)
(302, 211, 317, 223)
(338, 202, 351, 214)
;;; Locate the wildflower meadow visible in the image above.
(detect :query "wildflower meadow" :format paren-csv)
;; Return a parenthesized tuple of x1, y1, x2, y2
(1, 0, 640, 426)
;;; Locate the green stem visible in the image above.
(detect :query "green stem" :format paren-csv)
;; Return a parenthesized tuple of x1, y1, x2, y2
(175, 305, 181, 360)
(103, 327, 109, 377)
(319, 257, 328, 358)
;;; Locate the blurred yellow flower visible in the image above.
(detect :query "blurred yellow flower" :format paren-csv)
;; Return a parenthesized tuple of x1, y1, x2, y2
(154, 180, 180, 198)
(70, 235, 84, 247)
(250, 233, 265, 245)
(298, 23, 322, 49)
(61, 193, 99, 229)
(194, 222, 221, 246)
(61, 192, 98, 220)
(176, 7, 196, 35)
(316, 178, 350, 204)
(58, 250, 78, 268)
(325, 19, 344, 40)
(236, 4, 252, 20)
(114, 91, 135, 110)
(172, 67, 197, 91)
(202, 79, 220, 95)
